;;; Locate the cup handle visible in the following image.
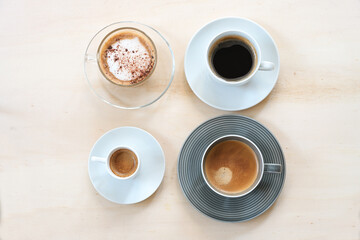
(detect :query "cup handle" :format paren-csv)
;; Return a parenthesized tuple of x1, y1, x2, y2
(85, 54, 97, 63)
(259, 61, 275, 71)
(264, 163, 282, 174)
(91, 156, 106, 163)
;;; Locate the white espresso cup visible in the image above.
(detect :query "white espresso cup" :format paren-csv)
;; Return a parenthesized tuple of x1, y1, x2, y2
(91, 146, 140, 180)
(206, 30, 275, 86)
(201, 135, 281, 198)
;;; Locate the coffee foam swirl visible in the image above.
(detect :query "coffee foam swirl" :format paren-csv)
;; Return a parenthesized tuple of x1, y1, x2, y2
(106, 37, 152, 81)
(214, 167, 232, 185)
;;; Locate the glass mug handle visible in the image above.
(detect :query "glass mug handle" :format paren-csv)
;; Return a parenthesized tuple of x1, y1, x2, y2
(259, 61, 275, 71)
(264, 163, 282, 173)
(91, 156, 106, 164)
(85, 54, 97, 63)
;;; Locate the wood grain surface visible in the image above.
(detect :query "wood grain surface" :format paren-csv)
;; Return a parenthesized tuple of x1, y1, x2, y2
(0, 0, 359, 239)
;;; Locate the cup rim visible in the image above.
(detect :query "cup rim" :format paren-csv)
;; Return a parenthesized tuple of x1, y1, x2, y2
(206, 30, 262, 86)
(201, 134, 264, 198)
(106, 146, 141, 180)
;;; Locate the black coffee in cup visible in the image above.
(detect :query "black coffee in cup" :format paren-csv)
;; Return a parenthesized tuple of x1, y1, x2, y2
(209, 35, 257, 80)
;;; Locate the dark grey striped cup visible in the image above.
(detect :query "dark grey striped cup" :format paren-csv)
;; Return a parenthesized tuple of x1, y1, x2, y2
(178, 115, 286, 222)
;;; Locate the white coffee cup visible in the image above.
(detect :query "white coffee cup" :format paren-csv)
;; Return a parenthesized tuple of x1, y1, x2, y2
(201, 135, 281, 198)
(206, 30, 275, 86)
(91, 146, 140, 180)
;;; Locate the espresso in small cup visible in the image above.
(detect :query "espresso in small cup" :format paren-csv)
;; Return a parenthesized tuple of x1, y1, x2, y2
(91, 146, 141, 180)
(203, 140, 258, 195)
(109, 148, 138, 178)
(209, 35, 257, 80)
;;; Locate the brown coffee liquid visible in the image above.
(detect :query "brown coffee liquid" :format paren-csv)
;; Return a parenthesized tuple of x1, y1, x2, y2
(210, 35, 256, 80)
(204, 140, 258, 194)
(109, 149, 138, 177)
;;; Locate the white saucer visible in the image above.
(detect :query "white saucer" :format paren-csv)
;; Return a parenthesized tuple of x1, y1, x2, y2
(184, 17, 280, 111)
(88, 127, 165, 204)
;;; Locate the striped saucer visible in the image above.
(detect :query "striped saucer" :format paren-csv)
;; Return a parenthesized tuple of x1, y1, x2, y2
(178, 115, 286, 222)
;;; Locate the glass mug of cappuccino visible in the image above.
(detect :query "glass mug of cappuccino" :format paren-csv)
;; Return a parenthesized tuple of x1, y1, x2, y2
(206, 30, 275, 86)
(97, 27, 157, 87)
(201, 135, 281, 198)
(91, 146, 140, 180)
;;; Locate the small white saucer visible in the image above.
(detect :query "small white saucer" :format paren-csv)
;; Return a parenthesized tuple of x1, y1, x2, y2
(88, 127, 165, 204)
(184, 17, 280, 111)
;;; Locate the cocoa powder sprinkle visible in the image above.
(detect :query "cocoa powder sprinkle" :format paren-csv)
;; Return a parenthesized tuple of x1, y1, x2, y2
(105, 38, 155, 82)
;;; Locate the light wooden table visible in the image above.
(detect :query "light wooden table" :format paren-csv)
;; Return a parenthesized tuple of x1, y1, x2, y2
(0, 0, 359, 239)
